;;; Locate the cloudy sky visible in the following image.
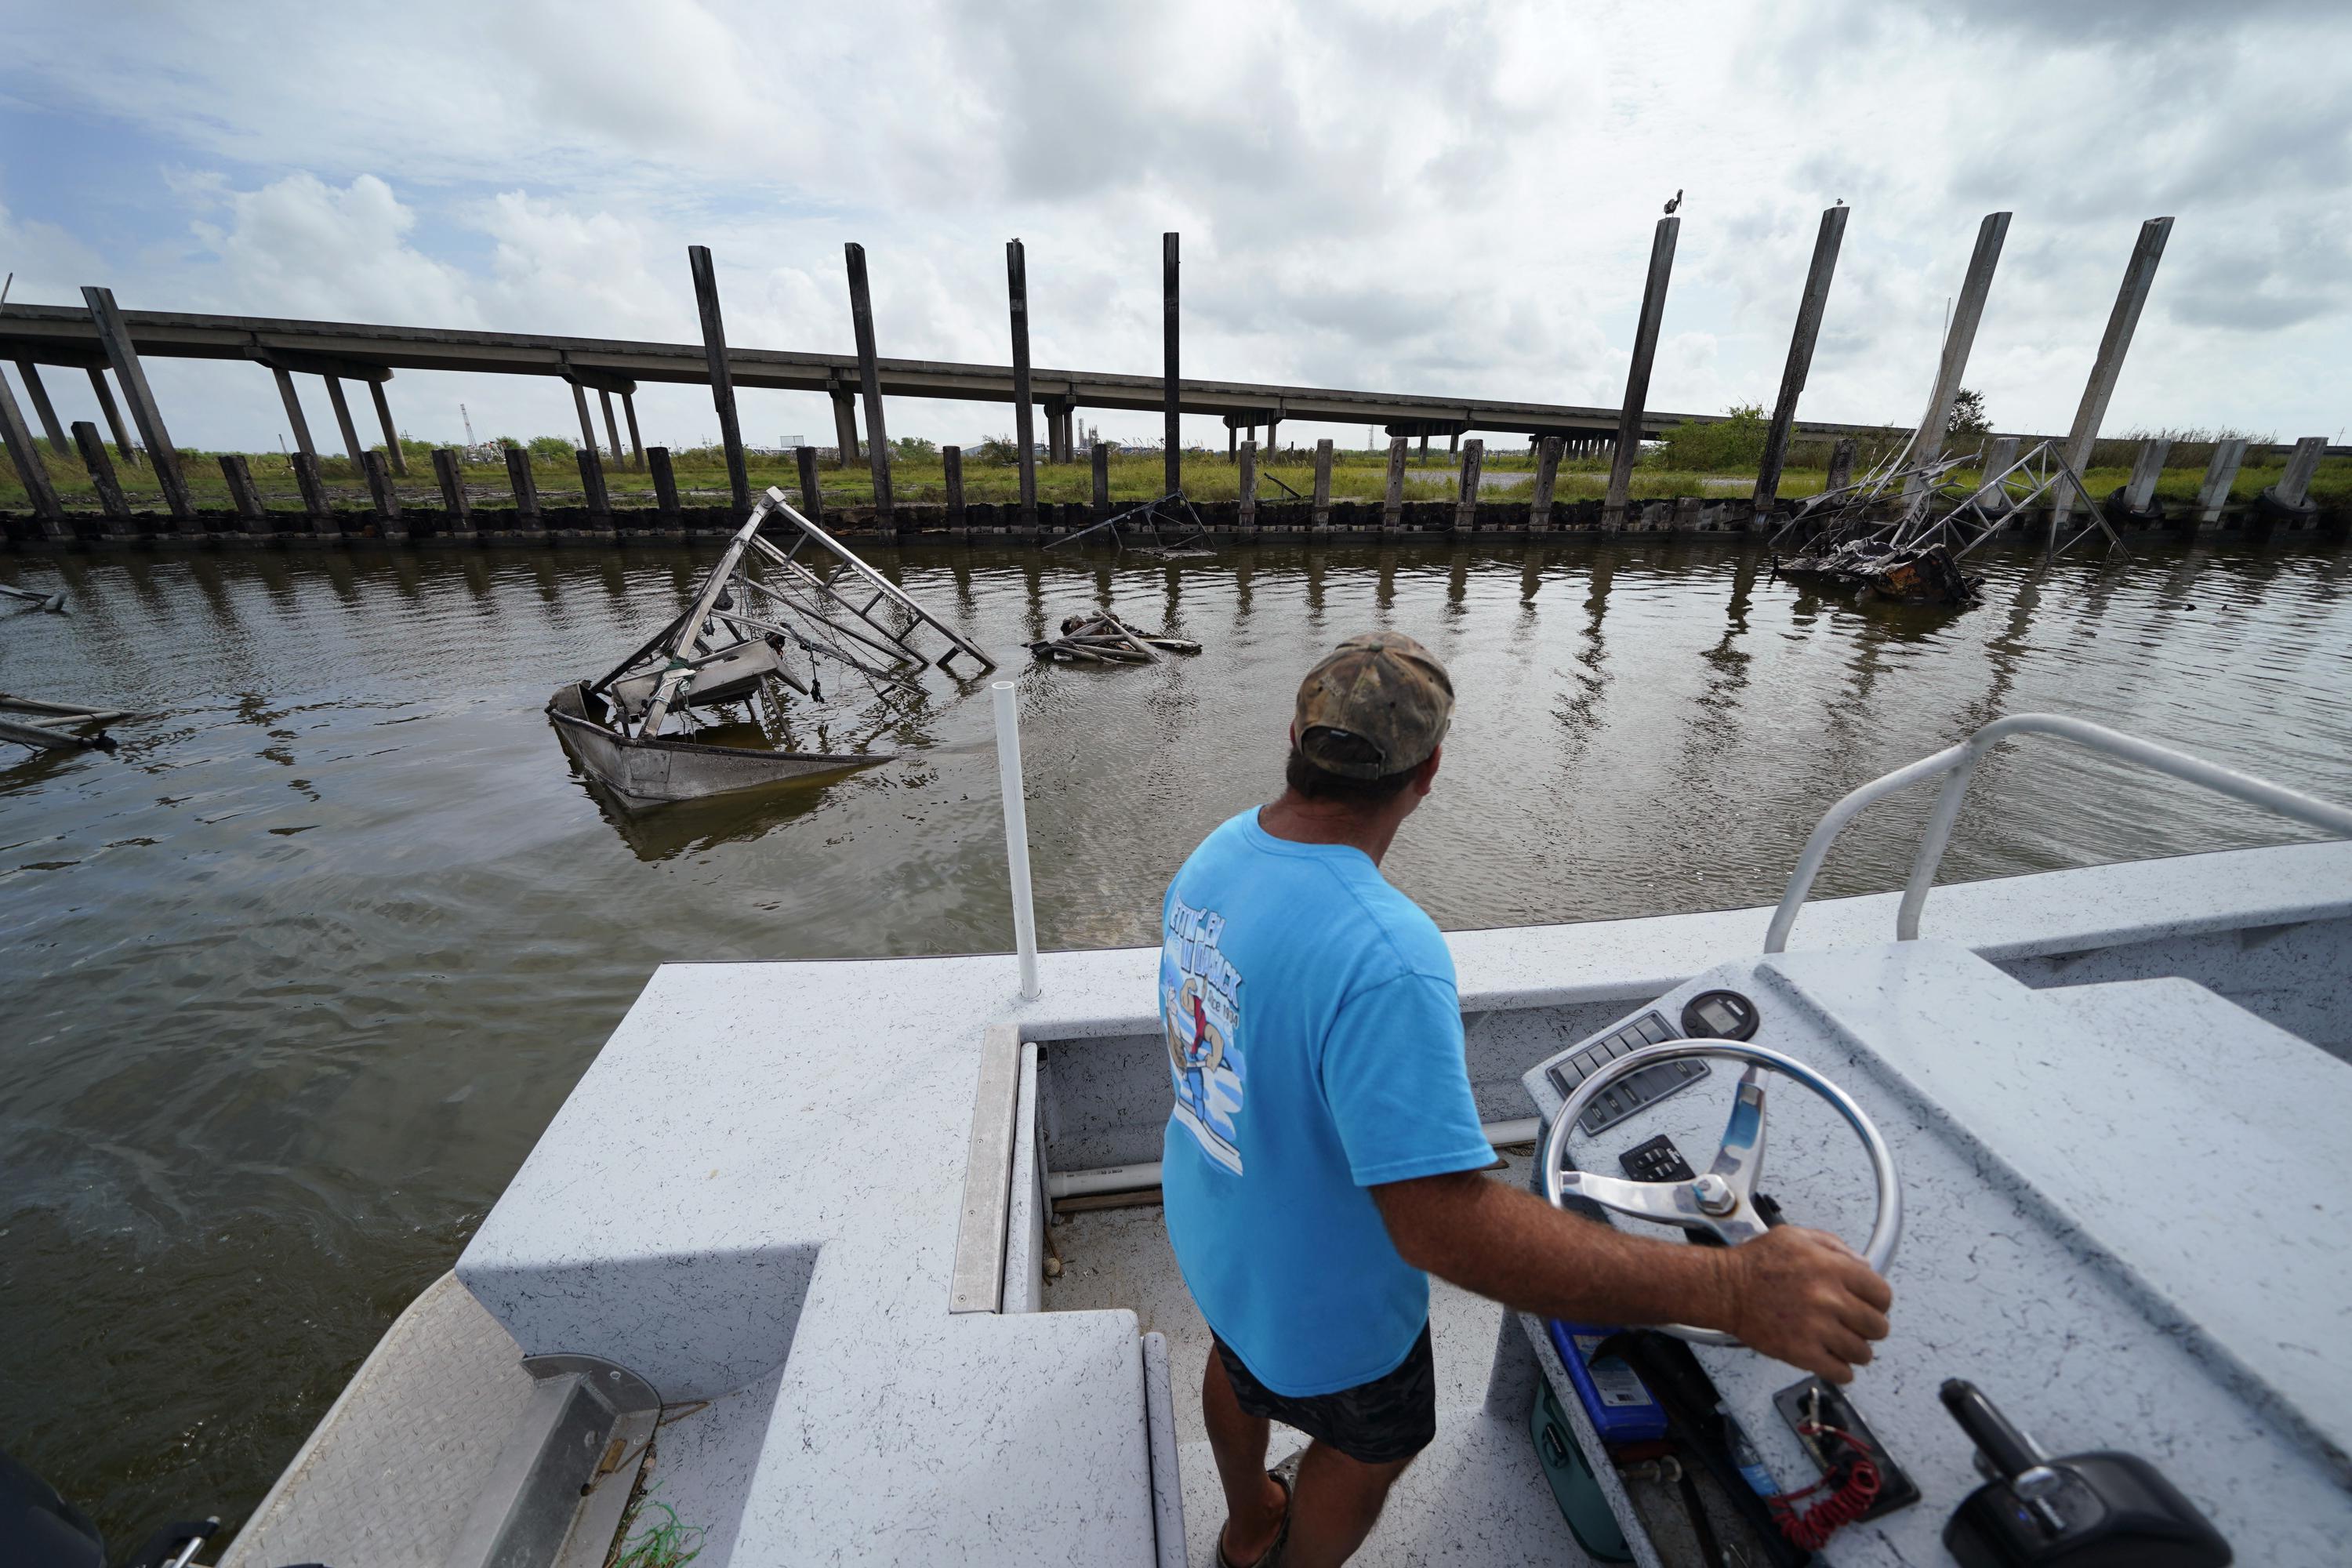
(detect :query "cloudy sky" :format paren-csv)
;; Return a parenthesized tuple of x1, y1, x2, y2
(2, 0, 2347, 456)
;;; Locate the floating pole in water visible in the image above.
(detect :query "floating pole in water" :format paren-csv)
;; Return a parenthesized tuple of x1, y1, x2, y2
(992, 679, 1040, 1001)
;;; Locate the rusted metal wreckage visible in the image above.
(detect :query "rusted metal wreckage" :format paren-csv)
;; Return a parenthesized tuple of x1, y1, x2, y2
(1772, 434, 2124, 607)
(548, 488, 994, 808)
(1026, 610, 1202, 666)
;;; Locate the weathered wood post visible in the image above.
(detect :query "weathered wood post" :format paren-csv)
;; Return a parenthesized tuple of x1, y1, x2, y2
(361, 451, 403, 534)
(82, 285, 191, 521)
(12, 358, 69, 453)
(597, 389, 624, 471)
(1007, 238, 1038, 532)
(432, 448, 472, 532)
(2272, 437, 2326, 510)
(1605, 216, 1680, 528)
(270, 368, 317, 459)
(791, 445, 820, 526)
(503, 445, 543, 531)
(2052, 216, 2172, 530)
(652, 446, 683, 523)
(367, 379, 405, 474)
(621, 392, 644, 470)
(1312, 438, 1334, 528)
(88, 367, 137, 466)
(571, 382, 599, 459)
(1754, 205, 1849, 520)
(2122, 439, 2172, 516)
(1530, 436, 1563, 528)
(72, 423, 131, 527)
(1163, 231, 1181, 498)
(2195, 438, 2247, 526)
(1238, 439, 1258, 532)
(1454, 438, 1485, 530)
(843, 242, 895, 531)
(220, 454, 270, 533)
(1383, 437, 1409, 530)
(577, 446, 611, 523)
(1906, 212, 2011, 493)
(943, 444, 965, 533)
(1825, 437, 1857, 494)
(1091, 441, 1112, 522)
(687, 244, 751, 513)
(324, 376, 367, 467)
(0, 368, 65, 535)
(291, 451, 332, 533)
(829, 387, 858, 468)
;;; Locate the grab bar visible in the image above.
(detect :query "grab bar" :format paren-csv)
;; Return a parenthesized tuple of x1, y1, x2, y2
(1765, 713, 2352, 953)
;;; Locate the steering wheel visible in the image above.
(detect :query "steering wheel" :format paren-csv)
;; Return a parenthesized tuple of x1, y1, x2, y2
(1540, 1040, 1903, 1346)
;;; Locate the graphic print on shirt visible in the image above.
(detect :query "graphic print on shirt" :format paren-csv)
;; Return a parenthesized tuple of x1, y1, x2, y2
(1163, 894, 1245, 1174)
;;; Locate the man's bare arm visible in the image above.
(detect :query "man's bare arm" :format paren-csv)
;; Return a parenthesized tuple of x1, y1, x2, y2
(1372, 1170, 1893, 1384)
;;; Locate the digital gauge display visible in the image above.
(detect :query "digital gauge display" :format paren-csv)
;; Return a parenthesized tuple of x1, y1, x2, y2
(1680, 989, 1759, 1042)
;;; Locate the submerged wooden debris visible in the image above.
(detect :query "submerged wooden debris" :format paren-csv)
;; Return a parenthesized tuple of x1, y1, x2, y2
(0, 692, 124, 753)
(1027, 611, 1203, 666)
(1775, 539, 1984, 606)
(549, 487, 993, 809)
(0, 583, 67, 614)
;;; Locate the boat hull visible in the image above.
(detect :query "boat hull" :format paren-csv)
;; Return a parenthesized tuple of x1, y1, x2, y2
(545, 683, 883, 808)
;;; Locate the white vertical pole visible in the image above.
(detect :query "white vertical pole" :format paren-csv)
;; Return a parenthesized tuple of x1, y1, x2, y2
(992, 680, 1040, 1000)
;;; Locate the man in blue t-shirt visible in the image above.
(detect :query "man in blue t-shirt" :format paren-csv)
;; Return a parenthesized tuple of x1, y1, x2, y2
(1160, 632, 1893, 1568)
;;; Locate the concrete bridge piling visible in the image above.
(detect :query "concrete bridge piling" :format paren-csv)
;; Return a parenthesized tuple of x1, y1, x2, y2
(1007, 238, 1038, 532)
(2053, 216, 2172, 530)
(1605, 215, 1678, 528)
(1753, 204, 1848, 520)
(1907, 212, 2009, 492)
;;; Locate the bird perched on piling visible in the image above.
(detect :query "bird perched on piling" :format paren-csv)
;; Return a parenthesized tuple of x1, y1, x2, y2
(1664, 189, 1682, 214)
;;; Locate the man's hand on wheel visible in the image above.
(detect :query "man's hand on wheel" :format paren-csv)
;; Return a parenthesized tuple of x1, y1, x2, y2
(1721, 1225, 1893, 1385)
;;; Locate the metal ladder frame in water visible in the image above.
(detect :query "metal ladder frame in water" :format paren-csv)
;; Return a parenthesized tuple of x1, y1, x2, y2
(1773, 435, 2126, 567)
(1765, 713, 2352, 953)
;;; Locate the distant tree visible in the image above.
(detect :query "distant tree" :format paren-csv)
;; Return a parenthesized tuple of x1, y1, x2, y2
(1948, 388, 1990, 441)
(1651, 402, 1769, 470)
(891, 435, 938, 461)
(973, 435, 1020, 466)
(527, 434, 575, 461)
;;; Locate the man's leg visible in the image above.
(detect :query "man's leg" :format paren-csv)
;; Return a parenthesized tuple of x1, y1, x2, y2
(1283, 1441, 1415, 1568)
(1203, 1349, 1288, 1564)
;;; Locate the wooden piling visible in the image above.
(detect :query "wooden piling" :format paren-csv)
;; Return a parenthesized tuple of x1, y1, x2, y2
(88, 367, 137, 466)
(1384, 437, 1408, 530)
(2122, 439, 2171, 514)
(791, 445, 820, 526)
(571, 382, 599, 459)
(220, 453, 270, 532)
(598, 389, 623, 470)
(830, 387, 858, 468)
(1907, 212, 2010, 491)
(652, 447, 683, 521)
(843, 242, 895, 529)
(2274, 437, 2325, 509)
(1007, 239, 1037, 530)
(82, 285, 191, 520)
(1530, 436, 1562, 528)
(944, 444, 966, 531)
(577, 446, 611, 520)
(291, 451, 332, 532)
(432, 448, 471, 530)
(324, 376, 367, 467)
(687, 245, 751, 512)
(271, 368, 317, 459)
(13, 358, 69, 453)
(1825, 437, 1857, 493)
(0, 367, 65, 533)
(72, 423, 131, 525)
(1163, 232, 1181, 498)
(1455, 439, 1484, 531)
(620, 392, 644, 470)
(1605, 216, 1679, 528)
(1238, 439, 1258, 532)
(1312, 438, 1334, 528)
(1753, 205, 1849, 519)
(368, 379, 405, 474)
(2053, 217, 2172, 529)
(504, 445, 543, 530)
(1092, 441, 1111, 521)
(2196, 438, 2247, 524)
(361, 452, 402, 528)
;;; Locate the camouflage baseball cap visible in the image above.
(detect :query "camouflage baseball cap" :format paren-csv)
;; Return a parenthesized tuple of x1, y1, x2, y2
(1293, 632, 1454, 779)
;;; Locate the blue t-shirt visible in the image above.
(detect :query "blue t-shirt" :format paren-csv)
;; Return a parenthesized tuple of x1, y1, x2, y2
(1159, 808, 1492, 1396)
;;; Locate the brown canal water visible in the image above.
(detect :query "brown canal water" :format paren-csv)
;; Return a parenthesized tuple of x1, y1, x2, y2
(2, 534, 2347, 1546)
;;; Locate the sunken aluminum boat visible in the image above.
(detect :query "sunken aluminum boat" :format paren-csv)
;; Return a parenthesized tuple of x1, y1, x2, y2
(550, 488, 993, 809)
(215, 714, 2350, 1567)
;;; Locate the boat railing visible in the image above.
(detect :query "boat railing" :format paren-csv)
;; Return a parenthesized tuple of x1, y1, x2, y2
(1765, 713, 2352, 954)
